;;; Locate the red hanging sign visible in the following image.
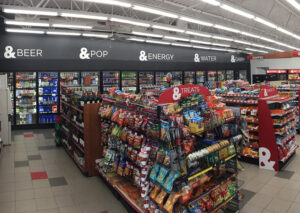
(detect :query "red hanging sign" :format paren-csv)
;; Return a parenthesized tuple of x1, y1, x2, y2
(266, 70, 287, 74)
(158, 85, 211, 104)
(259, 85, 278, 98)
(289, 69, 300, 74)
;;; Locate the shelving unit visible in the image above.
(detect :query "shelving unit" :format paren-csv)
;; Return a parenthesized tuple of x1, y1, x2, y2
(96, 85, 240, 213)
(59, 88, 101, 176)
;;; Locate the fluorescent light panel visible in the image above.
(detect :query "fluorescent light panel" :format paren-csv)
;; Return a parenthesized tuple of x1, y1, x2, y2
(212, 36, 233, 41)
(110, 17, 150, 27)
(152, 25, 185, 33)
(286, 0, 300, 11)
(193, 45, 210, 49)
(234, 40, 251, 45)
(164, 36, 190, 42)
(3, 8, 58, 16)
(60, 12, 108, 20)
(82, 33, 110, 38)
(212, 43, 230, 47)
(6, 28, 45, 34)
(171, 43, 192, 47)
(82, 0, 132, 8)
(46, 31, 81, 36)
(146, 39, 170, 45)
(214, 24, 240, 33)
(190, 40, 211, 45)
(240, 31, 260, 38)
(185, 31, 212, 38)
(220, 4, 254, 19)
(246, 48, 268, 53)
(132, 31, 163, 38)
(179, 16, 213, 26)
(52, 23, 92, 29)
(201, 0, 221, 6)
(254, 17, 277, 28)
(5, 20, 49, 27)
(127, 37, 145, 42)
(133, 5, 178, 18)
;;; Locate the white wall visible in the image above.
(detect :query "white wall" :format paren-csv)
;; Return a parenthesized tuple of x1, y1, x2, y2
(251, 57, 300, 81)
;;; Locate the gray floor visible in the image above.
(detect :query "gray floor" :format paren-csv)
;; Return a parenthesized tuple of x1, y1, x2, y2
(1, 130, 300, 213)
(0, 130, 127, 213)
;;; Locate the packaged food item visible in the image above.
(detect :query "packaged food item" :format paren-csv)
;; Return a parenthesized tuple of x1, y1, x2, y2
(163, 170, 180, 193)
(163, 192, 181, 213)
(180, 185, 192, 204)
(155, 189, 167, 205)
(202, 195, 213, 211)
(150, 184, 161, 200)
(210, 186, 224, 208)
(150, 164, 161, 182)
(157, 167, 170, 185)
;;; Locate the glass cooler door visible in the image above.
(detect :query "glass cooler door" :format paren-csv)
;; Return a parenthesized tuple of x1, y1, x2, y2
(81, 72, 99, 86)
(38, 72, 58, 124)
(139, 72, 154, 89)
(60, 72, 79, 86)
(170, 71, 182, 86)
(103, 71, 120, 93)
(184, 71, 195, 84)
(122, 72, 137, 93)
(226, 70, 234, 80)
(155, 72, 168, 86)
(15, 72, 37, 125)
(196, 71, 206, 85)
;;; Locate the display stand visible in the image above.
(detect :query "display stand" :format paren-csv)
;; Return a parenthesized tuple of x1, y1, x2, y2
(258, 86, 298, 171)
(60, 101, 101, 176)
(97, 85, 240, 213)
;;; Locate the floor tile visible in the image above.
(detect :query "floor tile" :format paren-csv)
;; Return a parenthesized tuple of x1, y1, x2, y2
(33, 179, 51, 188)
(287, 202, 300, 213)
(31, 171, 48, 180)
(16, 189, 35, 201)
(15, 180, 33, 190)
(15, 160, 29, 167)
(275, 170, 295, 180)
(38, 146, 57, 151)
(0, 201, 15, 213)
(59, 206, 83, 213)
(258, 184, 282, 197)
(240, 188, 256, 209)
(55, 195, 75, 208)
(24, 134, 34, 138)
(37, 208, 60, 213)
(241, 204, 263, 213)
(49, 177, 68, 187)
(28, 155, 42, 160)
(34, 187, 53, 199)
(16, 199, 37, 212)
(36, 198, 57, 210)
(0, 191, 15, 203)
(0, 182, 15, 192)
(248, 193, 273, 208)
(266, 198, 292, 213)
(276, 187, 299, 202)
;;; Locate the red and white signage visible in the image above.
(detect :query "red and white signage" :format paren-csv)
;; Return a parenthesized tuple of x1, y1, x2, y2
(259, 85, 278, 98)
(266, 70, 287, 74)
(289, 69, 300, 74)
(158, 85, 211, 104)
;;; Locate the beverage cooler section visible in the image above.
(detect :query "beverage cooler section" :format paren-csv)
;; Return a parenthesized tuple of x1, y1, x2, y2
(60, 72, 80, 86)
(102, 71, 120, 93)
(38, 72, 58, 124)
(184, 71, 195, 84)
(15, 72, 37, 125)
(81, 72, 99, 86)
(139, 72, 154, 89)
(196, 71, 206, 85)
(121, 72, 137, 93)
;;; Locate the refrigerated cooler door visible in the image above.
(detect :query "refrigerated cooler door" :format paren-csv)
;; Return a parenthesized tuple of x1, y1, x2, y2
(122, 72, 137, 93)
(239, 70, 248, 81)
(156, 72, 168, 86)
(226, 70, 234, 80)
(139, 72, 154, 90)
(38, 72, 58, 124)
(170, 72, 182, 86)
(0, 87, 12, 145)
(81, 72, 99, 86)
(184, 72, 195, 84)
(15, 72, 37, 125)
(60, 72, 79, 86)
(103, 71, 120, 93)
(196, 71, 206, 85)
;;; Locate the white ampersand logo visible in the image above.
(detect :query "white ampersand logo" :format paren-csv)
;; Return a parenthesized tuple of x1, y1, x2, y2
(194, 53, 200, 63)
(231, 55, 236, 63)
(4, 46, 16, 59)
(259, 147, 275, 171)
(79, 47, 90, 59)
(139, 51, 148, 61)
(173, 87, 181, 101)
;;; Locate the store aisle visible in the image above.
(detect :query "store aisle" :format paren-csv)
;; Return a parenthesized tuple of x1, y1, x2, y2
(0, 129, 127, 213)
(2, 130, 300, 213)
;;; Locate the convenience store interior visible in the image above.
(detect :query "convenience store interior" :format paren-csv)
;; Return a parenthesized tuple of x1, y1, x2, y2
(1, 0, 300, 213)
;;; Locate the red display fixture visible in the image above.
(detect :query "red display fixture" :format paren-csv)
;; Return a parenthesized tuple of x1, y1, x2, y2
(258, 86, 298, 171)
(289, 69, 300, 74)
(266, 70, 287, 74)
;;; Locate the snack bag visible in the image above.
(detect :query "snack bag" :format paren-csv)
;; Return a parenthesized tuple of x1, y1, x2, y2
(150, 184, 161, 200)
(155, 189, 167, 206)
(157, 167, 170, 185)
(163, 192, 181, 213)
(121, 127, 128, 142)
(150, 164, 161, 182)
(163, 170, 180, 193)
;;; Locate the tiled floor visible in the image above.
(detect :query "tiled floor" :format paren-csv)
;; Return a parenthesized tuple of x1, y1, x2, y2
(0, 130, 126, 213)
(1, 130, 300, 213)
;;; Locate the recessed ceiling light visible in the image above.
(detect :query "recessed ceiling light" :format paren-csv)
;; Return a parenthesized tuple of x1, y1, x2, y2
(3, 8, 58, 16)
(5, 20, 50, 27)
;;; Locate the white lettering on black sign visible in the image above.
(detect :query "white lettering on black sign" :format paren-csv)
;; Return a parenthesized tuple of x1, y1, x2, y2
(79, 47, 108, 60)
(139, 50, 174, 62)
(4, 45, 42, 59)
(194, 53, 217, 63)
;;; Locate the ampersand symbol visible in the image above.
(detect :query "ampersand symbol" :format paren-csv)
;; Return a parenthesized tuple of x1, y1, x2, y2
(4, 46, 16, 59)
(139, 51, 148, 61)
(231, 55, 236, 63)
(259, 147, 275, 171)
(194, 53, 200, 63)
(79, 47, 90, 59)
(173, 87, 181, 101)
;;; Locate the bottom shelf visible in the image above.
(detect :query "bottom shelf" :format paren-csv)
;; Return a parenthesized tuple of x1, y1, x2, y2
(62, 142, 86, 175)
(96, 166, 145, 213)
